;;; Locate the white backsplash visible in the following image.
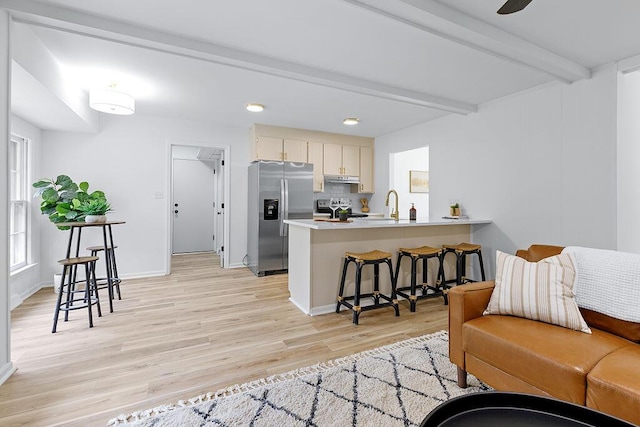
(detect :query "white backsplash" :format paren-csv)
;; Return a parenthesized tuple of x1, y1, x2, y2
(313, 182, 368, 212)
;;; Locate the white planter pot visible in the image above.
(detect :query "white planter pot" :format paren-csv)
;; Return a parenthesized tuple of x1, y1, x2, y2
(85, 214, 107, 223)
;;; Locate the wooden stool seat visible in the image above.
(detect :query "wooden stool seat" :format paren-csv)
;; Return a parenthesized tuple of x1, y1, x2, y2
(337, 249, 399, 325)
(85, 245, 118, 252)
(58, 256, 100, 266)
(398, 246, 442, 257)
(442, 243, 482, 252)
(441, 242, 486, 286)
(52, 256, 101, 333)
(344, 250, 392, 262)
(395, 246, 448, 312)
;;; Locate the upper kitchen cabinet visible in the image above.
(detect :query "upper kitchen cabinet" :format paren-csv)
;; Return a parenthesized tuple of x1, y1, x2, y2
(308, 141, 324, 192)
(324, 143, 359, 177)
(358, 146, 374, 193)
(252, 137, 307, 162)
(284, 139, 308, 162)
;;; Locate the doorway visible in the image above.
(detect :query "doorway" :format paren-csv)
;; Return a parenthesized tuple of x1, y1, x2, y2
(389, 146, 429, 219)
(169, 143, 229, 269)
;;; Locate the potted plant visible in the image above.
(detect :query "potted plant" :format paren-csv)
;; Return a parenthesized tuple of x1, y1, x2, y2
(75, 198, 111, 223)
(450, 202, 460, 217)
(338, 209, 349, 221)
(33, 175, 111, 228)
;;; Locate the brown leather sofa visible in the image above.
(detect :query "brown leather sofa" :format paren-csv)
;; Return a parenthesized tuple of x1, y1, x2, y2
(449, 244, 640, 425)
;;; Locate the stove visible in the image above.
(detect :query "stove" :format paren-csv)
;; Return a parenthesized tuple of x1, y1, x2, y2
(316, 199, 368, 219)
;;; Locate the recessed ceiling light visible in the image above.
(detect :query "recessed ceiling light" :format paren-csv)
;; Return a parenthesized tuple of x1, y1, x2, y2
(343, 117, 359, 125)
(246, 103, 265, 112)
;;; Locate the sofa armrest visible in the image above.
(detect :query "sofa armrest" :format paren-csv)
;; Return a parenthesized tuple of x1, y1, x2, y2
(448, 281, 495, 370)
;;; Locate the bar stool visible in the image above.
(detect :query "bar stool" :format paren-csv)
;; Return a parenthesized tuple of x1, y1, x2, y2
(52, 256, 102, 333)
(440, 243, 486, 286)
(336, 250, 400, 325)
(87, 245, 121, 313)
(394, 246, 448, 311)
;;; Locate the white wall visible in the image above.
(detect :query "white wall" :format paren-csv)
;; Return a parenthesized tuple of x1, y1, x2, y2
(9, 115, 43, 308)
(616, 70, 640, 254)
(39, 114, 249, 284)
(373, 66, 619, 278)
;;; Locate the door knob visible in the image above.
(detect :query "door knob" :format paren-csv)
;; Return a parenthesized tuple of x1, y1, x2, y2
(174, 203, 179, 207)
(174, 210, 179, 214)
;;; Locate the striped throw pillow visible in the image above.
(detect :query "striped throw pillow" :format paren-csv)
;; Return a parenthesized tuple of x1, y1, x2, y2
(484, 250, 591, 334)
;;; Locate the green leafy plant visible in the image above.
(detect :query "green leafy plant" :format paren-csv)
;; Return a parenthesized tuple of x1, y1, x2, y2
(450, 202, 459, 209)
(74, 198, 111, 216)
(33, 175, 110, 229)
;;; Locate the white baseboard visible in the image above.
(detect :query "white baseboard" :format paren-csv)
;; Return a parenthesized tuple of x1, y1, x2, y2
(309, 304, 336, 316)
(288, 297, 311, 315)
(227, 262, 247, 269)
(0, 361, 17, 386)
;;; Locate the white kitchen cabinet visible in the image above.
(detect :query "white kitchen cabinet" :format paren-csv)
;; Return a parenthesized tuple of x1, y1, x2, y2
(307, 141, 324, 192)
(253, 137, 307, 162)
(358, 146, 374, 193)
(323, 143, 360, 176)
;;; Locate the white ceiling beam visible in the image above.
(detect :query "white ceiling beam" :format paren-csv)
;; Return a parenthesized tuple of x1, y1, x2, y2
(343, 0, 591, 83)
(0, 0, 476, 115)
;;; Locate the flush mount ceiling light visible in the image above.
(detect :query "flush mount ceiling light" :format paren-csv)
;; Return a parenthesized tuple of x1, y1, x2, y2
(343, 117, 359, 125)
(246, 103, 265, 112)
(89, 86, 135, 115)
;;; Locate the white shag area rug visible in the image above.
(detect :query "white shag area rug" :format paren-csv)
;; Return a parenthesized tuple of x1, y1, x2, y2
(108, 331, 489, 426)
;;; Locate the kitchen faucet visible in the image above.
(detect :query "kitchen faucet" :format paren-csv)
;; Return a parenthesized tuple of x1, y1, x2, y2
(385, 189, 399, 221)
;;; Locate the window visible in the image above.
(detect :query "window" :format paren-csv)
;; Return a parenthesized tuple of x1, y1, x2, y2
(10, 135, 28, 271)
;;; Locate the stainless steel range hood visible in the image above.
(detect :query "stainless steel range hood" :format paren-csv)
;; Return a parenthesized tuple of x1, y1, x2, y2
(324, 175, 360, 184)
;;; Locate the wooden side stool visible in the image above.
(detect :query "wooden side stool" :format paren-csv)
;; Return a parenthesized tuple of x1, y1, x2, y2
(52, 256, 102, 333)
(440, 243, 486, 286)
(394, 246, 448, 311)
(336, 250, 400, 325)
(87, 245, 122, 313)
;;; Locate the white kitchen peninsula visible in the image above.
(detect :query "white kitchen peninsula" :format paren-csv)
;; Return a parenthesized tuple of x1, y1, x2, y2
(284, 218, 492, 315)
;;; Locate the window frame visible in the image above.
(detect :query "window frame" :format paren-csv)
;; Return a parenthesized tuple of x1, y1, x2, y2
(9, 134, 29, 272)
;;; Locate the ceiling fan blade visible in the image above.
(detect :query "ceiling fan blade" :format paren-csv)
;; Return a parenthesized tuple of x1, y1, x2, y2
(497, 0, 533, 14)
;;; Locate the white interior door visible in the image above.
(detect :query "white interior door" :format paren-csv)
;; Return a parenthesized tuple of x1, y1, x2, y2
(215, 158, 225, 266)
(172, 158, 215, 254)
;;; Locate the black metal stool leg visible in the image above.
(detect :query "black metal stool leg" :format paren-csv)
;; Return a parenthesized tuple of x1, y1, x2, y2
(336, 258, 351, 313)
(84, 262, 94, 328)
(386, 258, 399, 316)
(394, 252, 403, 292)
(52, 266, 67, 333)
(90, 260, 102, 317)
(353, 262, 363, 325)
(409, 256, 418, 312)
(477, 249, 486, 281)
(456, 251, 464, 285)
(373, 263, 380, 305)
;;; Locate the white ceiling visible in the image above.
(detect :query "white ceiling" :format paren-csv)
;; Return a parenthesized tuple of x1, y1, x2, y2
(5, 0, 640, 137)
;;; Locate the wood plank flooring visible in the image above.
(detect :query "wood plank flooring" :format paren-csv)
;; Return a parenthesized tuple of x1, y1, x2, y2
(1, 253, 448, 426)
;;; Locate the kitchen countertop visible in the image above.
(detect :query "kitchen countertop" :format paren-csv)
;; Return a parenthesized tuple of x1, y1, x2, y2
(285, 217, 492, 230)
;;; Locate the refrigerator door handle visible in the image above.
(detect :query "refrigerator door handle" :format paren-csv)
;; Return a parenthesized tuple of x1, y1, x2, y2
(283, 178, 289, 237)
(279, 178, 286, 237)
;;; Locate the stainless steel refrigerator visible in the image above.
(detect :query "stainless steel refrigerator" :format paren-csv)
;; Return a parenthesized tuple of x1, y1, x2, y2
(247, 161, 313, 276)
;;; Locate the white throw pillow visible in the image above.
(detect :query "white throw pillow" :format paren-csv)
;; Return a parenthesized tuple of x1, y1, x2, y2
(484, 250, 591, 334)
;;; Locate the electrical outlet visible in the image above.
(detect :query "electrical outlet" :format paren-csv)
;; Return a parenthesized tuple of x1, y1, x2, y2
(154, 192, 164, 199)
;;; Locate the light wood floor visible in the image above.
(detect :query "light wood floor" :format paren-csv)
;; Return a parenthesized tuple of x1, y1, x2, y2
(1, 253, 448, 426)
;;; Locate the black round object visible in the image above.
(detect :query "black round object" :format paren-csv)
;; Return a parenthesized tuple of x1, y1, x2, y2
(420, 392, 635, 427)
